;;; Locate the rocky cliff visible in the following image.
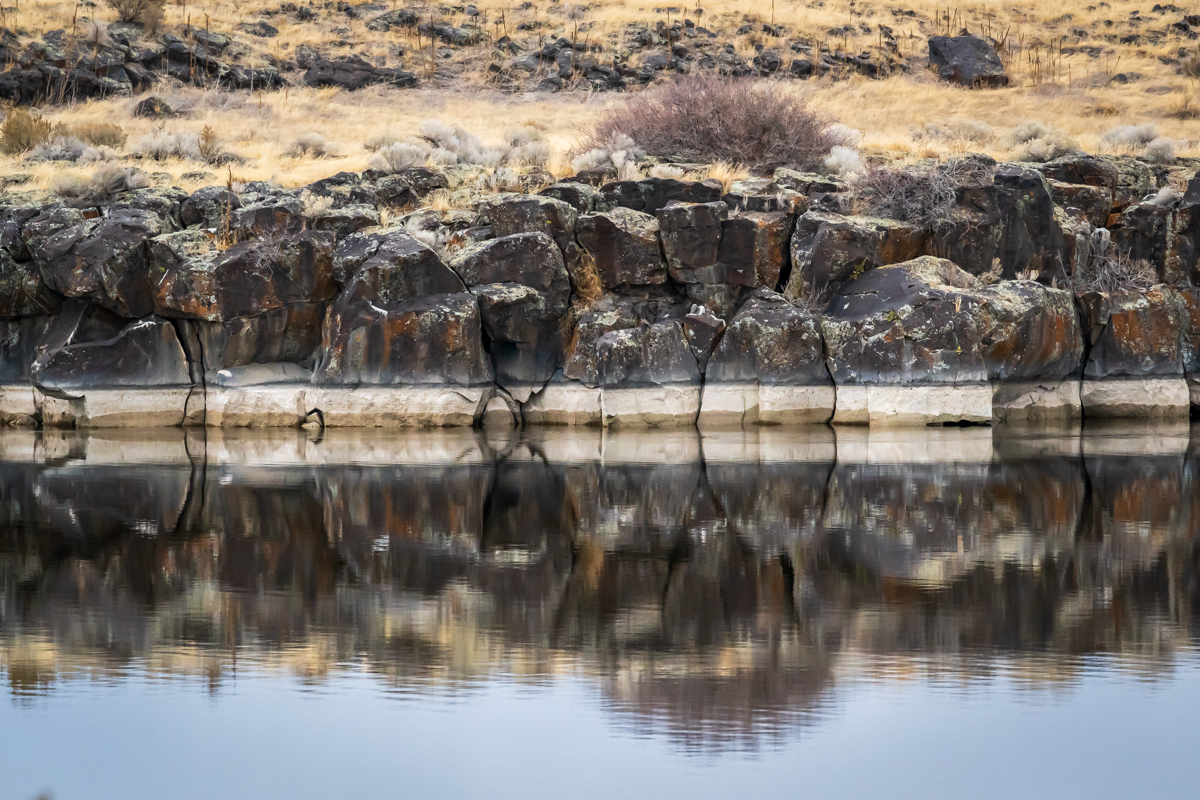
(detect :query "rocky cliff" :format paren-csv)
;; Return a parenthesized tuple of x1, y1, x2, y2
(1, 153, 1199, 428)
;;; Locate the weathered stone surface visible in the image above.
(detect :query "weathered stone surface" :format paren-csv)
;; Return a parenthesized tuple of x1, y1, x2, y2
(539, 182, 599, 214)
(32, 317, 190, 395)
(0, 248, 60, 318)
(682, 304, 725, 371)
(181, 186, 240, 229)
(928, 164, 1069, 280)
(718, 211, 793, 290)
(706, 288, 830, 386)
(600, 178, 723, 214)
(448, 232, 570, 310)
(597, 320, 699, 390)
(822, 256, 988, 387)
(699, 288, 833, 426)
(1107, 202, 1199, 286)
(656, 201, 727, 284)
(178, 303, 326, 376)
(1080, 376, 1190, 419)
(1035, 155, 1155, 212)
(303, 56, 417, 90)
(473, 282, 564, 395)
(594, 319, 703, 426)
(833, 384, 993, 426)
(314, 293, 493, 388)
(976, 281, 1084, 382)
(0, 315, 55, 384)
(477, 193, 579, 270)
(335, 230, 465, 311)
(1078, 287, 1188, 378)
(308, 203, 380, 238)
(1049, 180, 1113, 228)
(23, 207, 163, 318)
(784, 211, 925, 304)
(151, 230, 337, 321)
(928, 35, 1008, 88)
(562, 292, 687, 387)
(576, 207, 667, 288)
(232, 197, 306, 238)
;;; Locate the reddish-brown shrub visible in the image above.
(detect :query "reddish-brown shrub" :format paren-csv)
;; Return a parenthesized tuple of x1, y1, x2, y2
(582, 74, 839, 174)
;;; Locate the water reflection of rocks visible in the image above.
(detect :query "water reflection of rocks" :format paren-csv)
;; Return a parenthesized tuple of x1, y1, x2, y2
(1, 425, 1198, 751)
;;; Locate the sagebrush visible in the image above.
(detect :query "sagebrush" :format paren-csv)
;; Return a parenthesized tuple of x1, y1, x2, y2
(582, 74, 840, 173)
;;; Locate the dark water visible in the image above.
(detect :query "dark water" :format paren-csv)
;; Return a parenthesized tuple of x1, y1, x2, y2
(1, 424, 1199, 800)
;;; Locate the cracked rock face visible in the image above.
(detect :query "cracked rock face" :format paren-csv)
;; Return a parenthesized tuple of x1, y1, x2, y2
(576, 207, 667, 288)
(32, 317, 191, 394)
(821, 256, 990, 386)
(1079, 287, 1189, 378)
(785, 211, 925, 304)
(706, 288, 829, 386)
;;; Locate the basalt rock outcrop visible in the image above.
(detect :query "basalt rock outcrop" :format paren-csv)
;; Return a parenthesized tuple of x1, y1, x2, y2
(0, 155, 1196, 429)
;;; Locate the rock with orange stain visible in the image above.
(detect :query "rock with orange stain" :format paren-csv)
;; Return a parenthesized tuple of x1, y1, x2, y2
(22, 206, 163, 319)
(313, 292, 493, 388)
(1107, 200, 1200, 287)
(1078, 286, 1189, 378)
(783, 210, 925, 305)
(976, 280, 1084, 382)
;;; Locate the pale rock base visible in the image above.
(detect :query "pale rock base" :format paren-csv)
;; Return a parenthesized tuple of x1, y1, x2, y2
(1080, 377, 1190, 419)
(1189, 376, 1200, 410)
(202, 385, 312, 428)
(991, 379, 1082, 423)
(0, 384, 38, 426)
(522, 382, 603, 426)
(601, 384, 700, 428)
(481, 395, 517, 427)
(307, 386, 490, 427)
(833, 384, 993, 426)
(698, 382, 835, 427)
(38, 387, 192, 428)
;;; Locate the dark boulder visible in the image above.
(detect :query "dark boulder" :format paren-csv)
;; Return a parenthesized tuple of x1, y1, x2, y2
(539, 182, 599, 214)
(1078, 287, 1188, 378)
(181, 186, 241, 229)
(448, 232, 570, 311)
(0, 315, 55, 384)
(151, 230, 337, 321)
(333, 230, 464, 310)
(682, 304, 725, 371)
(718, 211, 794, 290)
(784, 211, 925, 304)
(177, 303, 326, 377)
(975, 281, 1084, 381)
(597, 320, 699, 388)
(303, 56, 417, 90)
(473, 282, 565, 394)
(476, 193, 580, 273)
(600, 177, 724, 214)
(928, 35, 1008, 88)
(0, 248, 60, 318)
(822, 256, 988, 385)
(313, 293, 493, 387)
(656, 201, 727, 284)
(23, 207, 163, 319)
(706, 288, 829, 386)
(1106, 201, 1199, 286)
(576, 207, 667, 288)
(32, 317, 191, 394)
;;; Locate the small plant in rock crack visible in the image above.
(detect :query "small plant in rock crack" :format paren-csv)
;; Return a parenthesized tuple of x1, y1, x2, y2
(853, 157, 995, 232)
(1072, 229, 1158, 294)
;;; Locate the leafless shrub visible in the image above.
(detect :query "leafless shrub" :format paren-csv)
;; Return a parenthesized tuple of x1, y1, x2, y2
(106, 0, 165, 25)
(27, 135, 86, 162)
(131, 130, 202, 161)
(286, 132, 338, 158)
(911, 120, 995, 145)
(570, 132, 644, 174)
(580, 74, 838, 173)
(853, 157, 994, 231)
(1005, 120, 1058, 145)
(51, 165, 149, 201)
(1073, 229, 1157, 294)
(649, 164, 686, 180)
(1016, 134, 1082, 163)
(74, 122, 127, 149)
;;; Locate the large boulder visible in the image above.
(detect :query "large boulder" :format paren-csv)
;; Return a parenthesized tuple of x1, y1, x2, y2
(32, 316, 192, 427)
(699, 288, 834, 426)
(23, 207, 163, 318)
(562, 292, 686, 387)
(784, 211, 925, 304)
(477, 193, 580, 273)
(303, 56, 417, 90)
(977, 281, 1085, 421)
(576, 207, 667, 288)
(1106, 201, 1199, 287)
(449, 232, 570, 396)
(599, 177, 723, 214)
(928, 164, 1070, 281)
(656, 201, 728, 284)
(0, 248, 60, 318)
(718, 211, 793, 292)
(335, 230, 465, 312)
(313, 292, 493, 388)
(821, 256, 993, 425)
(1076, 286, 1191, 418)
(928, 35, 1008, 88)
(1035, 155, 1155, 212)
(150, 230, 337, 321)
(177, 303, 326, 379)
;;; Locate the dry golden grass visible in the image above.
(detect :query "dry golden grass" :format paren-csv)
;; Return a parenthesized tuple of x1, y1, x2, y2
(3, 0, 1198, 189)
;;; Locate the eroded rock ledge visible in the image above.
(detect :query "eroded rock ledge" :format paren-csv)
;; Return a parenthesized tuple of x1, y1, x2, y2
(1, 155, 1199, 428)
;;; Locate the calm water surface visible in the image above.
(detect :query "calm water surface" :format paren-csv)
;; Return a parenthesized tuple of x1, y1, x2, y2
(1, 424, 1199, 800)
